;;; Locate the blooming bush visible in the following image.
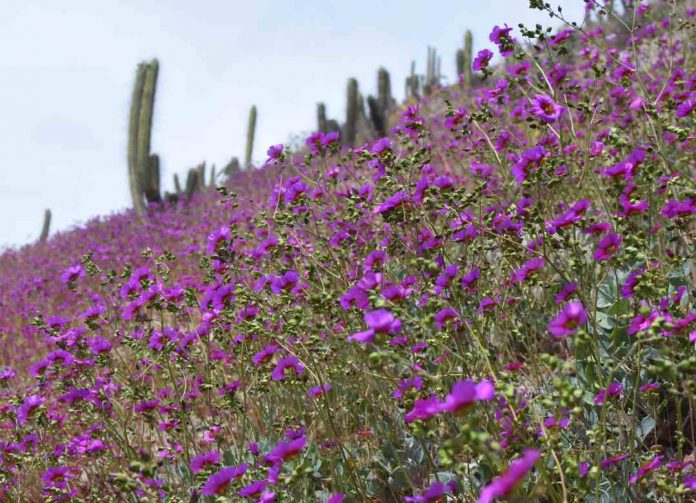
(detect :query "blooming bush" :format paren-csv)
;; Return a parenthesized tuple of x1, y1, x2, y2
(0, 1, 695, 501)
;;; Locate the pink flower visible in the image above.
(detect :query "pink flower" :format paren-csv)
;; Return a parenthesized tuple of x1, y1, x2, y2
(594, 232, 621, 261)
(473, 49, 494, 71)
(201, 464, 248, 496)
(629, 455, 663, 484)
(531, 94, 562, 123)
(478, 449, 540, 503)
(271, 356, 305, 381)
(548, 302, 587, 338)
(190, 451, 221, 473)
(440, 380, 495, 413)
(594, 381, 624, 405)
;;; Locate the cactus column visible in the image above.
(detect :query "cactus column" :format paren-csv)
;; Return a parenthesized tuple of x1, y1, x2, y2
(368, 67, 394, 137)
(39, 209, 51, 243)
(345, 78, 359, 146)
(127, 59, 161, 213)
(463, 30, 473, 87)
(317, 103, 328, 133)
(245, 105, 257, 170)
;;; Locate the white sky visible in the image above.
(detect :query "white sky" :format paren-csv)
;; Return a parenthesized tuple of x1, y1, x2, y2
(0, 0, 585, 249)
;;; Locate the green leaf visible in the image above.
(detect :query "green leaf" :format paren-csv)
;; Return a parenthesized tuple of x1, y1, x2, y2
(636, 416, 656, 440)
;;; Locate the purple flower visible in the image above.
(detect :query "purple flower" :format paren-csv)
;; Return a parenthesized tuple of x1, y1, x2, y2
(478, 449, 540, 503)
(594, 232, 621, 261)
(676, 97, 695, 118)
(190, 451, 221, 473)
(252, 344, 279, 366)
(531, 94, 562, 123)
(271, 356, 305, 381)
(489, 25, 515, 57)
(555, 282, 578, 304)
(511, 145, 547, 185)
(376, 190, 410, 214)
(600, 453, 629, 469)
(434, 307, 459, 329)
(404, 396, 442, 423)
(629, 455, 663, 484)
(473, 49, 494, 71)
(349, 309, 401, 344)
(326, 494, 345, 503)
(461, 267, 481, 291)
(594, 381, 624, 405)
(404, 481, 452, 502)
(440, 379, 495, 413)
(548, 301, 587, 338)
(42, 466, 73, 490)
(206, 226, 231, 254)
(621, 269, 644, 298)
(265, 436, 307, 463)
(0, 367, 16, 381)
(16, 395, 45, 425)
(201, 464, 248, 496)
(61, 265, 85, 284)
(239, 480, 267, 498)
(371, 137, 391, 155)
(266, 144, 284, 163)
(308, 383, 331, 398)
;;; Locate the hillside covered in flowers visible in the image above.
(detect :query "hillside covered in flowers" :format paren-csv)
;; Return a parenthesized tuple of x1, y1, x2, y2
(1, 1, 695, 501)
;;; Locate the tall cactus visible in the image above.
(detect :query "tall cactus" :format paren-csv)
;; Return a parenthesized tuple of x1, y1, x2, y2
(345, 78, 359, 146)
(39, 209, 51, 243)
(245, 105, 257, 170)
(128, 63, 147, 213)
(377, 67, 393, 111)
(173, 173, 182, 194)
(144, 154, 161, 203)
(405, 60, 420, 99)
(209, 164, 217, 188)
(184, 167, 200, 199)
(317, 103, 328, 133)
(463, 30, 473, 87)
(456, 49, 465, 80)
(223, 157, 241, 177)
(368, 67, 394, 136)
(127, 59, 161, 212)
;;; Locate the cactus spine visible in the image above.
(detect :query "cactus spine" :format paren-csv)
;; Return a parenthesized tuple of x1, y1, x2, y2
(39, 209, 51, 243)
(245, 105, 257, 170)
(127, 59, 161, 212)
(345, 78, 359, 146)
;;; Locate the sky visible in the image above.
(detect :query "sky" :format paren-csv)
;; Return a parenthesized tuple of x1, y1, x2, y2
(0, 0, 586, 249)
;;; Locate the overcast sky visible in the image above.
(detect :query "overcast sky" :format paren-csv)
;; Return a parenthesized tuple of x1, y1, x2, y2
(0, 0, 586, 249)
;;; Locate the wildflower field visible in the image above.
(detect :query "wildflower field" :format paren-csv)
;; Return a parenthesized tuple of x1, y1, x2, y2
(1, 1, 695, 501)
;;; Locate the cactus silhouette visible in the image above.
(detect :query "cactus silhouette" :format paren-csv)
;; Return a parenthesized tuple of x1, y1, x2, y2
(173, 173, 182, 194)
(345, 78, 359, 146)
(405, 60, 420, 99)
(223, 157, 241, 177)
(368, 67, 394, 136)
(127, 59, 161, 212)
(317, 103, 328, 133)
(463, 30, 473, 87)
(144, 154, 161, 203)
(245, 106, 257, 170)
(39, 209, 51, 243)
(184, 167, 200, 199)
(209, 164, 217, 188)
